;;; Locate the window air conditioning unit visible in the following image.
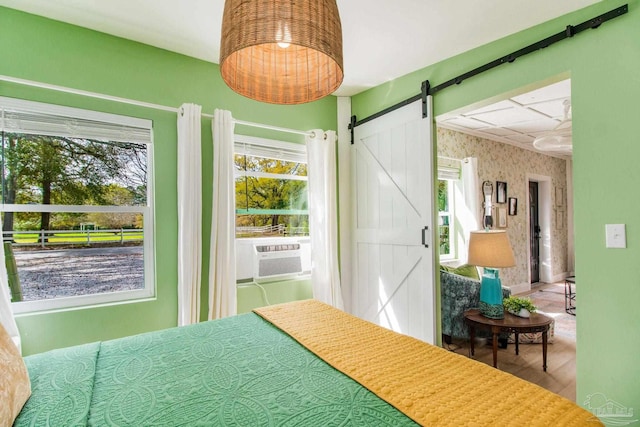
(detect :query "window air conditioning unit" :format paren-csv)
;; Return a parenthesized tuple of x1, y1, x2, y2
(253, 243, 303, 282)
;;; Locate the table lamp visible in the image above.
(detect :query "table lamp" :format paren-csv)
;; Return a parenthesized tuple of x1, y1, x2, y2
(468, 230, 516, 319)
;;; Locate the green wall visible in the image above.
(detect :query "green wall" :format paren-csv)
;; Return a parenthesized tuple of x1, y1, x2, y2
(4, 0, 639, 414)
(237, 279, 313, 314)
(352, 0, 639, 413)
(0, 7, 336, 354)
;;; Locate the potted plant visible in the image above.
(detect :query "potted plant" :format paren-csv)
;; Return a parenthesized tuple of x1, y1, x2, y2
(503, 296, 537, 318)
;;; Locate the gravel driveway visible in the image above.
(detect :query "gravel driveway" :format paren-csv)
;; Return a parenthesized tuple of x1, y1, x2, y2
(14, 246, 144, 301)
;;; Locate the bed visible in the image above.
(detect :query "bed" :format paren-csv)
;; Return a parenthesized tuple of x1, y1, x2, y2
(4, 299, 600, 426)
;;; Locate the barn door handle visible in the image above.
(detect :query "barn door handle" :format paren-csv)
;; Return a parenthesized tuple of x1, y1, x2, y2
(421, 226, 429, 248)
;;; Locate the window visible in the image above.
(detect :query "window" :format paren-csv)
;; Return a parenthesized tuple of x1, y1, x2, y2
(233, 135, 310, 282)
(437, 157, 461, 260)
(438, 179, 454, 259)
(234, 135, 308, 238)
(1, 97, 154, 313)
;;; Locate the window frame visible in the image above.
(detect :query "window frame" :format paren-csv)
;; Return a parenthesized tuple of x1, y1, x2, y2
(438, 178, 455, 261)
(1, 97, 155, 314)
(233, 134, 311, 283)
(234, 134, 309, 218)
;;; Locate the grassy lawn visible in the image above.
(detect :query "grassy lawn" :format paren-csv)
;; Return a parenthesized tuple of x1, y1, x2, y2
(12, 231, 143, 244)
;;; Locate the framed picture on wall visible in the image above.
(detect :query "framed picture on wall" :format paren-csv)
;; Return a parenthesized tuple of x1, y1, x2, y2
(556, 210, 564, 229)
(508, 197, 517, 216)
(555, 187, 564, 207)
(497, 207, 508, 228)
(496, 181, 507, 203)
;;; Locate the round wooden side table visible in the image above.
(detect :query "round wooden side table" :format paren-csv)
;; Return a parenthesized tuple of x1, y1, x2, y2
(464, 308, 553, 371)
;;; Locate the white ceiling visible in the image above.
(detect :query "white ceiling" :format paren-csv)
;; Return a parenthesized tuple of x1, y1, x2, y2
(0, 0, 580, 157)
(0, 0, 599, 97)
(437, 79, 572, 158)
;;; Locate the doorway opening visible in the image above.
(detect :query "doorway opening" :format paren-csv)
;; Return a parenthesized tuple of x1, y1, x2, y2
(530, 181, 540, 284)
(526, 175, 553, 286)
(434, 77, 576, 400)
(435, 77, 573, 293)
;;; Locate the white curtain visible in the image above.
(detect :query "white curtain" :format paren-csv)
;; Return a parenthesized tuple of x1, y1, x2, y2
(177, 103, 202, 326)
(306, 130, 344, 309)
(209, 109, 237, 319)
(462, 157, 480, 230)
(455, 157, 480, 262)
(0, 242, 21, 354)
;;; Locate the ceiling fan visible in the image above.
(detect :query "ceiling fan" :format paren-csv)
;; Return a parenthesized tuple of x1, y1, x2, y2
(533, 99, 572, 154)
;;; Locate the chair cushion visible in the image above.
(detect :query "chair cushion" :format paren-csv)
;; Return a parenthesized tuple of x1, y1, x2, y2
(440, 263, 480, 280)
(0, 323, 31, 427)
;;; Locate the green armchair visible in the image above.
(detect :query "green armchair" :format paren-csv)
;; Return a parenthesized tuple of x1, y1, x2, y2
(441, 269, 511, 343)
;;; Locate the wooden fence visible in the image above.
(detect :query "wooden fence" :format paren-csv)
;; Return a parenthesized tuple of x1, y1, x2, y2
(236, 224, 309, 237)
(2, 228, 143, 248)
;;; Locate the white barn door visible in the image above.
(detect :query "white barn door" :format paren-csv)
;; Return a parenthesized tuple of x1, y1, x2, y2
(351, 98, 436, 344)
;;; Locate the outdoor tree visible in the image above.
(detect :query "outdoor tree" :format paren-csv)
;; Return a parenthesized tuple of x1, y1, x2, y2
(86, 185, 139, 229)
(234, 154, 308, 232)
(1, 133, 146, 235)
(437, 180, 450, 254)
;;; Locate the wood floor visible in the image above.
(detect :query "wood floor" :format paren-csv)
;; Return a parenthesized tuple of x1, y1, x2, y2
(444, 283, 577, 402)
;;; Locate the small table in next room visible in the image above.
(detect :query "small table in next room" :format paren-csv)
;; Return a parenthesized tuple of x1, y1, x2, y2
(464, 309, 553, 372)
(565, 276, 576, 315)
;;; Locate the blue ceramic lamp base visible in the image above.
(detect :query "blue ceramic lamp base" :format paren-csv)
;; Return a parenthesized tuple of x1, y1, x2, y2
(479, 268, 504, 319)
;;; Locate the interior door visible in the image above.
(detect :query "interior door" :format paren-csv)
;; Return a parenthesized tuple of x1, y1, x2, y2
(529, 181, 540, 283)
(351, 98, 436, 344)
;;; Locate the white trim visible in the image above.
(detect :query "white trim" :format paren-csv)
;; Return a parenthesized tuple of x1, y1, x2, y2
(235, 134, 307, 154)
(235, 170, 308, 181)
(12, 287, 154, 315)
(566, 159, 575, 274)
(509, 271, 569, 297)
(0, 74, 312, 138)
(0, 74, 177, 113)
(508, 282, 531, 295)
(145, 141, 157, 312)
(0, 204, 147, 213)
(438, 178, 456, 260)
(0, 96, 152, 130)
(550, 271, 569, 283)
(234, 119, 313, 137)
(337, 96, 352, 313)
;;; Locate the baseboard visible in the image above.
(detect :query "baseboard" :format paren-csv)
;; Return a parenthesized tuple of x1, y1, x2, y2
(553, 272, 570, 282)
(542, 272, 570, 283)
(467, 274, 570, 298)
(508, 282, 531, 295)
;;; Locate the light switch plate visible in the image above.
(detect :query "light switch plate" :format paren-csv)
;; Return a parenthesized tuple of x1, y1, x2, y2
(605, 224, 626, 248)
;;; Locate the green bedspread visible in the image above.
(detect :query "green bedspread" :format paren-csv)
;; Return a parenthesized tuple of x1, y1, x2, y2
(15, 313, 417, 426)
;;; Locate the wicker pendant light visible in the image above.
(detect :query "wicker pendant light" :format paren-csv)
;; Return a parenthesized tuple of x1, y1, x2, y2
(220, 0, 344, 105)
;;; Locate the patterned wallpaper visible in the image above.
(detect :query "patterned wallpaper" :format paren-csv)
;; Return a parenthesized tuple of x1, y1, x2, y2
(437, 127, 569, 289)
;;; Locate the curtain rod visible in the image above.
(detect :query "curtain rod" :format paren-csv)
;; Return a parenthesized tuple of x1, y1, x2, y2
(0, 74, 313, 137)
(0, 74, 179, 113)
(233, 119, 312, 137)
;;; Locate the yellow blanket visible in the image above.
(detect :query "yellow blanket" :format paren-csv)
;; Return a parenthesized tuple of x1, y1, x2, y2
(254, 300, 601, 427)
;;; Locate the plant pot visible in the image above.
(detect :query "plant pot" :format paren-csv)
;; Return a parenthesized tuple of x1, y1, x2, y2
(508, 308, 531, 318)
